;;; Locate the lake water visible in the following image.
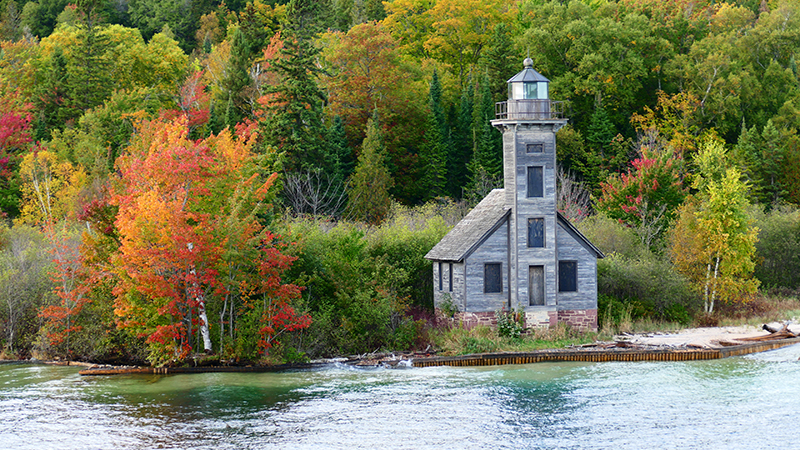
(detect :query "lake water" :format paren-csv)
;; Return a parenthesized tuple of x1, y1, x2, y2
(2, 344, 799, 450)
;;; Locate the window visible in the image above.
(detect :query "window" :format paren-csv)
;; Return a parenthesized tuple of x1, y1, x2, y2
(448, 263, 453, 292)
(524, 82, 538, 99)
(484, 263, 503, 293)
(438, 262, 443, 291)
(558, 261, 577, 292)
(526, 143, 544, 153)
(527, 166, 543, 198)
(528, 218, 545, 248)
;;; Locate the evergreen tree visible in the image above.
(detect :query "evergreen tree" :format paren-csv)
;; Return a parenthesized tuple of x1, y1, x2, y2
(34, 48, 75, 140)
(586, 104, 617, 156)
(259, 0, 328, 172)
(468, 73, 502, 185)
(69, 0, 112, 114)
(733, 121, 761, 198)
(219, 27, 251, 127)
(418, 69, 448, 200)
(759, 119, 785, 206)
(348, 109, 392, 225)
(328, 115, 353, 182)
(447, 76, 474, 198)
(480, 22, 517, 101)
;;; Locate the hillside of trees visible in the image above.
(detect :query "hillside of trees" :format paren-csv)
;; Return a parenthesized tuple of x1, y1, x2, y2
(1, 0, 800, 365)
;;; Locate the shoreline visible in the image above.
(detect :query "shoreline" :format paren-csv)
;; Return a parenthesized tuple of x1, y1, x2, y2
(4, 324, 796, 375)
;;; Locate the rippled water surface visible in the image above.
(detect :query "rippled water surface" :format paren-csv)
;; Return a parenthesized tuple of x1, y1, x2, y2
(2, 344, 799, 449)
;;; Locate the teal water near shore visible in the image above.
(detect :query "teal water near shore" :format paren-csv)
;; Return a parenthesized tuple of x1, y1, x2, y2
(2, 344, 799, 450)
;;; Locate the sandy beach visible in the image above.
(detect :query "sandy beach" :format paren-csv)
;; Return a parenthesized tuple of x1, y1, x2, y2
(616, 322, 800, 349)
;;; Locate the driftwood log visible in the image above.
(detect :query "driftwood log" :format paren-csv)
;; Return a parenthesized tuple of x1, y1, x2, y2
(739, 323, 798, 342)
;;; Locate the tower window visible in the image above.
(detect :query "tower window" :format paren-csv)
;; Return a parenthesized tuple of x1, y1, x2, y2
(527, 166, 544, 198)
(526, 143, 544, 153)
(528, 218, 545, 248)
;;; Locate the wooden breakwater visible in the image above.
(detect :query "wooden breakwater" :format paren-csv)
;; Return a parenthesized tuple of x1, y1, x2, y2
(411, 337, 800, 368)
(76, 337, 800, 375)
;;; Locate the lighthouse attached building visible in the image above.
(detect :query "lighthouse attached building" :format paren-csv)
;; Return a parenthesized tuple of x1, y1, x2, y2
(425, 59, 604, 331)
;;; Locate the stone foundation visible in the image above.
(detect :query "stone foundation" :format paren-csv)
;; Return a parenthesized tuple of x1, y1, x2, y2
(557, 309, 598, 331)
(435, 308, 597, 331)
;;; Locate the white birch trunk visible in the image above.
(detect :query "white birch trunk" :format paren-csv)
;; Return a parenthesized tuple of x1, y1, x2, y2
(198, 298, 212, 353)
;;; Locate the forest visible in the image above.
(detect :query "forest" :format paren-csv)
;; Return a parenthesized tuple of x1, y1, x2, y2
(1, 0, 800, 366)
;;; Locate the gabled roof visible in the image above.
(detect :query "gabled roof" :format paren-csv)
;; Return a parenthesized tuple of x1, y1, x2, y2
(425, 189, 510, 262)
(557, 212, 605, 259)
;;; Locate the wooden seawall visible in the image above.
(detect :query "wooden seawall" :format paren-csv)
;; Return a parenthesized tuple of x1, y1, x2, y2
(411, 337, 800, 368)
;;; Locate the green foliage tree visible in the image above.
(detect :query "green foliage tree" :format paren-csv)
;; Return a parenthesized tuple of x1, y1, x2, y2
(418, 69, 448, 200)
(348, 110, 392, 225)
(259, 0, 328, 172)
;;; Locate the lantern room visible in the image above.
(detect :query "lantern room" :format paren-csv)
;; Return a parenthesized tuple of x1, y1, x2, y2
(507, 57, 549, 100)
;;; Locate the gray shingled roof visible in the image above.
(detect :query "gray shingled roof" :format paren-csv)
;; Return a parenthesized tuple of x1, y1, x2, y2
(425, 189, 510, 262)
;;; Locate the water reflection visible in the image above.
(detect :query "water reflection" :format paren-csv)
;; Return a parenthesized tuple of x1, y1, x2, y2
(1, 346, 798, 450)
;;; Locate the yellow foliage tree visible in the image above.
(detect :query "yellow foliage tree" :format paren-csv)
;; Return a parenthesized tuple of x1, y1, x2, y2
(669, 138, 759, 314)
(17, 150, 87, 225)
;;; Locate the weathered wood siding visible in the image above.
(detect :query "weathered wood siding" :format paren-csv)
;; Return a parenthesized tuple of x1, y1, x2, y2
(463, 219, 510, 312)
(556, 221, 598, 310)
(497, 121, 565, 312)
(432, 262, 466, 311)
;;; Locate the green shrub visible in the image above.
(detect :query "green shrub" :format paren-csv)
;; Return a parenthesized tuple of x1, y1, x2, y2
(598, 252, 698, 322)
(751, 205, 800, 290)
(495, 309, 523, 339)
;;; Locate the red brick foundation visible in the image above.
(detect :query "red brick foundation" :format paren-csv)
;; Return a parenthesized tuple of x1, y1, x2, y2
(457, 311, 497, 329)
(557, 309, 598, 331)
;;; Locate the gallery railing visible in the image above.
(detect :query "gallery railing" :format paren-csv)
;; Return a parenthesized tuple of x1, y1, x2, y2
(495, 100, 565, 120)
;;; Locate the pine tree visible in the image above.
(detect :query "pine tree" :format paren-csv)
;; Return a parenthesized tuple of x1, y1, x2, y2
(69, 0, 112, 114)
(259, 0, 328, 172)
(468, 74, 502, 181)
(447, 75, 474, 198)
(480, 22, 517, 101)
(759, 119, 785, 206)
(586, 104, 617, 156)
(348, 109, 392, 225)
(219, 28, 252, 127)
(328, 115, 353, 182)
(418, 69, 448, 200)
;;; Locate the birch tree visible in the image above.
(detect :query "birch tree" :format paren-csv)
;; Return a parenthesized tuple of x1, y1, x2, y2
(669, 138, 758, 314)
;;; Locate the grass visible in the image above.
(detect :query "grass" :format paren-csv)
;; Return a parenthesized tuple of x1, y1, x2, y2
(429, 323, 596, 356)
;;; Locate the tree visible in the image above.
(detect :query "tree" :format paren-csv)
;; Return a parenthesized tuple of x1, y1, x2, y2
(320, 21, 421, 150)
(596, 133, 687, 251)
(383, 0, 511, 84)
(669, 138, 759, 314)
(259, 0, 328, 172)
(466, 73, 502, 198)
(111, 117, 307, 365)
(348, 110, 393, 224)
(418, 69, 448, 200)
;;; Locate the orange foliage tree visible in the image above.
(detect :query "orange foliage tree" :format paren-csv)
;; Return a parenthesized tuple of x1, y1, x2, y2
(111, 116, 308, 366)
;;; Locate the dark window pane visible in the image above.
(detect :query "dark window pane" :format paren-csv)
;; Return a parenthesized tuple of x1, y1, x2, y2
(438, 262, 443, 291)
(527, 166, 543, 197)
(559, 261, 577, 292)
(528, 218, 544, 247)
(484, 263, 503, 293)
(526, 143, 543, 153)
(448, 263, 453, 292)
